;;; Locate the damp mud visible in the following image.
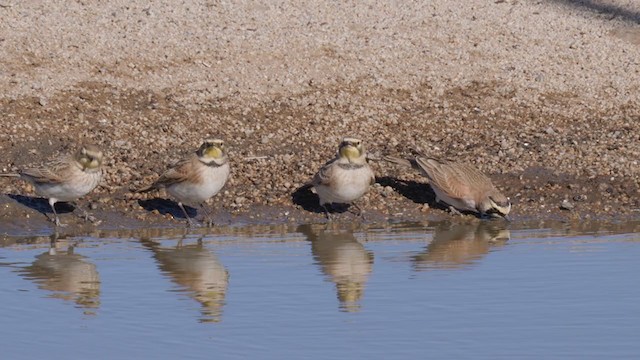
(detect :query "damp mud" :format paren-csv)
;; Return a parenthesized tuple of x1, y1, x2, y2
(1, 1, 639, 233)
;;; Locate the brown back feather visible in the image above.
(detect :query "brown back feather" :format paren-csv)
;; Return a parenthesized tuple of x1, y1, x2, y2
(144, 156, 201, 191)
(416, 157, 495, 202)
(19, 157, 74, 185)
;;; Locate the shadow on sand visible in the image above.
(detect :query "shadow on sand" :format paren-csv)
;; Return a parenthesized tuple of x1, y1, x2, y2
(290, 184, 357, 216)
(376, 176, 482, 216)
(376, 176, 440, 205)
(138, 198, 197, 220)
(7, 194, 75, 217)
(551, 0, 640, 24)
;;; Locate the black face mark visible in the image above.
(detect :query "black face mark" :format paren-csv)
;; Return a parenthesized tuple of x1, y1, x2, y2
(340, 140, 360, 149)
(489, 196, 511, 208)
(485, 207, 506, 217)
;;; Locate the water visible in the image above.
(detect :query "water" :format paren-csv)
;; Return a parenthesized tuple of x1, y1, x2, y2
(1, 221, 640, 359)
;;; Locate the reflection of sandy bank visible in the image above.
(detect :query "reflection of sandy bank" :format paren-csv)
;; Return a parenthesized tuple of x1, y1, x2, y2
(413, 222, 510, 271)
(19, 241, 100, 312)
(141, 237, 228, 323)
(300, 224, 373, 312)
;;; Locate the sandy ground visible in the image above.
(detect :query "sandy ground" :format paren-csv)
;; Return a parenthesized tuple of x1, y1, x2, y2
(1, 0, 640, 232)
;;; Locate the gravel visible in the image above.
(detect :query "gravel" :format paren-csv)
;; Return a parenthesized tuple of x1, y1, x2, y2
(0, 1, 639, 227)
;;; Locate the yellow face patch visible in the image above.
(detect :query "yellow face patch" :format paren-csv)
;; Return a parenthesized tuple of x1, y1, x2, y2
(204, 146, 223, 159)
(88, 159, 101, 169)
(78, 155, 101, 170)
(340, 145, 360, 160)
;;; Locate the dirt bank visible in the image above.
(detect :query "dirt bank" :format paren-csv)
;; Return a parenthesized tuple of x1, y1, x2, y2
(1, 1, 639, 231)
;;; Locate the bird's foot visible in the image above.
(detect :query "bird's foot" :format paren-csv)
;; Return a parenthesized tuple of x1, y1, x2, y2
(203, 218, 215, 227)
(51, 217, 66, 227)
(76, 211, 101, 225)
(350, 203, 366, 220)
(448, 206, 463, 216)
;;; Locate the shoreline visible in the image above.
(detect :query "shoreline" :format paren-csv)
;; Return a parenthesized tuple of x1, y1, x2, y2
(1, 1, 639, 233)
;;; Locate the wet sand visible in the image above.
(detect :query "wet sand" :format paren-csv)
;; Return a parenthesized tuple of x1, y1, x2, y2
(1, 1, 639, 231)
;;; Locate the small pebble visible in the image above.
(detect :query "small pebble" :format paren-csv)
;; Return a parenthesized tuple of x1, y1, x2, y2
(560, 199, 575, 210)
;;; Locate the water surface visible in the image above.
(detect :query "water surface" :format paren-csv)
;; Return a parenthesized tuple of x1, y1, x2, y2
(1, 220, 639, 359)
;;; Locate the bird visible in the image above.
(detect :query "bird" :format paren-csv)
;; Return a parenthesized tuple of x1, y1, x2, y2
(136, 139, 230, 226)
(0, 144, 104, 226)
(311, 137, 375, 219)
(384, 154, 511, 219)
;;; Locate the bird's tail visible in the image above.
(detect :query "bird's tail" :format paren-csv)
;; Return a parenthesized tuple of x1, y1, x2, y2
(131, 184, 156, 193)
(383, 155, 421, 171)
(0, 173, 20, 178)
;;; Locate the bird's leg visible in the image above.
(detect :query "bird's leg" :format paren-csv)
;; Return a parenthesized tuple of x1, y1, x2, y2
(178, 202, 194, 227)
(351, 202, 367, 221)
(48, 198, 63, 227)
(199, 202, 214, 227)
(322, 203, 333, 221)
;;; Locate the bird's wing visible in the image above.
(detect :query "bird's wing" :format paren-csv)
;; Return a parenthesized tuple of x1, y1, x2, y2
(457, 163, 495, 193)
(140, 157, 196, 192)
(19, 158, 72, 185)
(311, 157, 337, 187)
(368, 163, 376, 185)
(415, 157, 473, 199)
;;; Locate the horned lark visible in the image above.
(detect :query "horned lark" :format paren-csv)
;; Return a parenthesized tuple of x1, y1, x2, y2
(311, 137, 375, 219)
(137, 139, 230, 226)
(385, 154, 511, 219)
(0, 144, 103, 226)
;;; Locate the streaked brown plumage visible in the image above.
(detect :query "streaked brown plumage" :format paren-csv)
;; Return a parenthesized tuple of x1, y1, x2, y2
(384, 154, 511, 218)
(137, 139, 230, 226)
(311, 137, 375, 219)
(0, 144, 103, 226)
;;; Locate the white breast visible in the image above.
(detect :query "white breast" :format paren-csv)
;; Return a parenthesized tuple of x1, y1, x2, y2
(167, 163, 229, 204)
(34, 169, 102, 202)
(316, 165, 373, 205)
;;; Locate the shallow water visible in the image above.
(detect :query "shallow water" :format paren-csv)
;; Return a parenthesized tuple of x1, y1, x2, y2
(1, 220, 640, 359)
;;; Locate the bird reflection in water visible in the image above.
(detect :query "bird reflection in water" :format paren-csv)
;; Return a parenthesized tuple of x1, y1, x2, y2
(300, 224, 374, 312)
(140, 235, 229, 323)
(413, 221, 510, 271)
(18, 233, 100, 314)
